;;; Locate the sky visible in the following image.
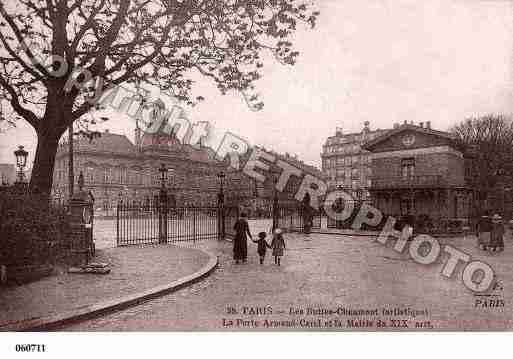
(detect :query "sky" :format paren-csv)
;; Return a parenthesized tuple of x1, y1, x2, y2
(1, 0, 513, 169)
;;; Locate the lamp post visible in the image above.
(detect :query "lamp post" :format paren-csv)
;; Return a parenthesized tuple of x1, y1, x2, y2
(217, 171, 225, 205)
(158, 163, 169, 205)
(356, 187, 363, 202)
(336, 185, 344, 229)
(272, 173, 279, 232)
(159, 163, 168, 189)
(217, 171, 226, 240)
(14, 145, 28, 185)
(68, 125, 74, 199)
(158, 163, 168, 244)
(78, 171, 85, 192)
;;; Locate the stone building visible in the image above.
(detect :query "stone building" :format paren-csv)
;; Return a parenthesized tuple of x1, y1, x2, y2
(52, 128, 247, 213)
(362, 122, 474, 225)
(321, 121, 390, 200)
(51, 129, 323, 216)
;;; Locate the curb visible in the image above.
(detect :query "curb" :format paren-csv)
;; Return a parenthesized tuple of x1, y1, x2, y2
(311, 230, 467, 239)
(311, 230, 379, 237)
(1, 249, 218, 332)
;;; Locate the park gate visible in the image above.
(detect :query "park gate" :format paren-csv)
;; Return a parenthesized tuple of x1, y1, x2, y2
(273, 203, 322, 233)
(116, 197, 238, 246)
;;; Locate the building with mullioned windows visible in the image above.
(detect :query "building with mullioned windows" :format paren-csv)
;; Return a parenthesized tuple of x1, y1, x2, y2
(51, 128, 251, 214)
(321, 121, 390, 200)
(51, 128, 323, 216)
(362, 122, 475, 228)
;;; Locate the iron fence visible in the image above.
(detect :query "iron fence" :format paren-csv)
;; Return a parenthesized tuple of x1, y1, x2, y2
(116, 198, 238, 246)
(274, 204, 322, 232)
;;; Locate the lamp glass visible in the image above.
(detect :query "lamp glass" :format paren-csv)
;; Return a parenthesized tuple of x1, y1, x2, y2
(14, 145, 28, 168)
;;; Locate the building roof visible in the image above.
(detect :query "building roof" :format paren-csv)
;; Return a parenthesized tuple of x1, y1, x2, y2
(325, 127, 388, 141)
(362, 123, 457, 151)
(78, 132, 138, 154)
(255, 146, 325, 179)
(58, 131, 138, 156)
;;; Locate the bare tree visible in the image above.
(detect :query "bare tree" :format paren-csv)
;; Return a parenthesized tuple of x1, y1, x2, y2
(451, 114, 513, 208)
(0, 0, 320, 196)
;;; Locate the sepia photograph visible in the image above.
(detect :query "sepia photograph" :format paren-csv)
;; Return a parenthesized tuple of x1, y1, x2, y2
(1, 0, 513, 354)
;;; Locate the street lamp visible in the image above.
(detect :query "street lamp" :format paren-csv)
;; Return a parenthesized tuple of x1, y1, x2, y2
(272, 172, 279, 231)
(14, 145, 28, 184)
(157, 163, 169, 243)
(158, 163, 168, 189)
(217, 171, 226, 239)
(217, 171, 226, 205)
(356, 187, 363, 201)
(78, 171, 85, 192)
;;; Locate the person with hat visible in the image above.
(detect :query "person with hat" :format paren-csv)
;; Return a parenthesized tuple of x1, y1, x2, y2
(271, 228, 286, 266)
(233, 212, 252, 264)
(477, 213, 492, 251)
(490, 214, 505, 252)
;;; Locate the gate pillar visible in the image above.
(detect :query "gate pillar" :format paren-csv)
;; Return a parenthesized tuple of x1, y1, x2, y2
(68, 173, 94, 266)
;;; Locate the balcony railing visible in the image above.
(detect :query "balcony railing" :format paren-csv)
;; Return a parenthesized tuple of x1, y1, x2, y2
(370, 175, 446, 190)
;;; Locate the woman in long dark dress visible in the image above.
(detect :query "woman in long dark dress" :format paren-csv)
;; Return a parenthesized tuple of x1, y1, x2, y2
(233, 212, 252, 264)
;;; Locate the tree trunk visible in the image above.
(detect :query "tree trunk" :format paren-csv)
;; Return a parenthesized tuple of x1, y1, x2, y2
(29, 131, 60, 197)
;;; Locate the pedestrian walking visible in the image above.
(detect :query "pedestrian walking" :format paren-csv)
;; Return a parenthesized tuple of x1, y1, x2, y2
(490, 214, 505, 252)
(302, 193, 312, 236)
(233, 212, 252, 264)
(477, 214, 492, 250)
(271, 228, 286, 266)
(252, 232, 272, 264)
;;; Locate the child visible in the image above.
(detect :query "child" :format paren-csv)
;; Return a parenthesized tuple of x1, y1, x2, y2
(271, 228, 286, 266)
(252, 232, 272, 264)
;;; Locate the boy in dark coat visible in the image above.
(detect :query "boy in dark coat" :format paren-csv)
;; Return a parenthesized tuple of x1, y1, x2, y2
(252, 232, 272, 264)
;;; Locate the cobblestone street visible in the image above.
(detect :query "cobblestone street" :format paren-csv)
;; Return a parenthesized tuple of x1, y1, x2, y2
(65, 226, 513, 331)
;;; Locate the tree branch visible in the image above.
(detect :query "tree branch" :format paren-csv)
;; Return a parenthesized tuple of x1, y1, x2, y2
(0, 74, 39, 128)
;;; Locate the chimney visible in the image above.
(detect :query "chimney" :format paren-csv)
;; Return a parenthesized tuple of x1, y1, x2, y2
(335, 127, 343, 136)
(426, 121, 431, 129)
(419, 122, 424, 128)
(393, 123, 399, 129)
(403, 120, 407, 125)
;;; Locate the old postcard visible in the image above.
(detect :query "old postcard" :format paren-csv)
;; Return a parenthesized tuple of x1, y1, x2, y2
(1, 0, 513, 346)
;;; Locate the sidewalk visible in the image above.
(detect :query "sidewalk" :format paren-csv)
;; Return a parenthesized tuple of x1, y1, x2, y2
(0, 244, 217, 331)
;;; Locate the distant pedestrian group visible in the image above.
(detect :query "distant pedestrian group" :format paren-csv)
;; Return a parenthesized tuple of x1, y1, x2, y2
(232, 212, 286, 266)
(477, 213, 505, 252)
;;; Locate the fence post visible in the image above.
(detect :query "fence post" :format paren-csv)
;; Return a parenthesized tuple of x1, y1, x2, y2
(218, 191, 225, 240)
(116, 201, 120, 246)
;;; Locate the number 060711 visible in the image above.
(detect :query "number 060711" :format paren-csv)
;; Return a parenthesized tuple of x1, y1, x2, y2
(15, 344, 46, 352)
